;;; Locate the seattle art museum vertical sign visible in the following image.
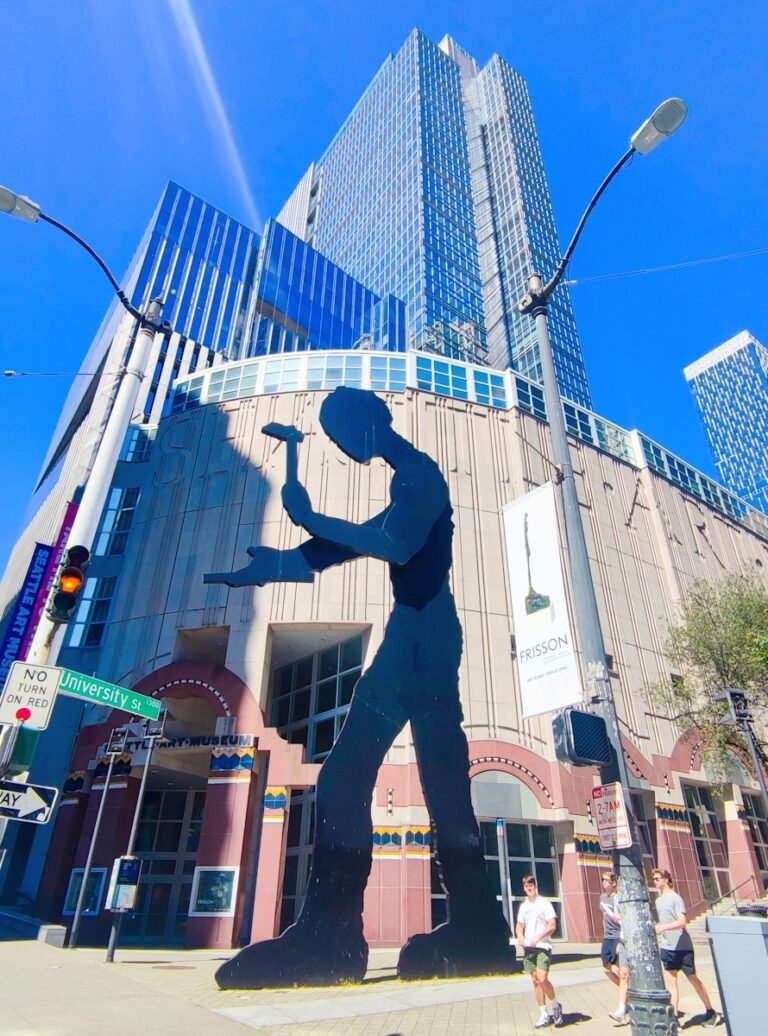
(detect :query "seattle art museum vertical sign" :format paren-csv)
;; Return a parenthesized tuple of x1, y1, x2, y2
(502, 482, 583, 718)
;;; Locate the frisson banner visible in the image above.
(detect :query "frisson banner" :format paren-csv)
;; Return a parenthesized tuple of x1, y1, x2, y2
(502, 482, 583, 718)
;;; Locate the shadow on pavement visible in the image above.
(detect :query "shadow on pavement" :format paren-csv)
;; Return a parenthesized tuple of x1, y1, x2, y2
(555, 953, 600, 965)
(562, 1013, 593, 1026)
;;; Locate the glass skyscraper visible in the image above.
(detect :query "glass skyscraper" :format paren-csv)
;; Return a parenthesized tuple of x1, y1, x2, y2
(246, 219, 407, 357)
(684, 330, 768, 513)
(130, 181, 260, 359)
(278, 29, 591, 407)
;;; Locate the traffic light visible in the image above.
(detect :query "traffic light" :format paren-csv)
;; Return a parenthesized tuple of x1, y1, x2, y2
(553, 707, 613, 767)
(47, 544, 90, 623)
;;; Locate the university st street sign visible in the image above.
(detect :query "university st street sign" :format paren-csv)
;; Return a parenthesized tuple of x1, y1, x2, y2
(57, 668, 161, 719)
(0, 661, 160, 727)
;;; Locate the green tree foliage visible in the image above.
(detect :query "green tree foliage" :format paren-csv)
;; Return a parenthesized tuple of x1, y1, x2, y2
(651, 574, 768, 777)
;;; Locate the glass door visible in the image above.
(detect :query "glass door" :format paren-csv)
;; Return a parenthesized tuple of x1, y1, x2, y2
(478, 820, 564, 937)
(121, 788, 205, 944)
(682, 784, 730, 902)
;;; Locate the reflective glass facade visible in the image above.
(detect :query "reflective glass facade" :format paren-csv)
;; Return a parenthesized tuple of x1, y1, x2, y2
(278, 29, 591, 406)
(130, 182, 260, 358)
(281, 30, 486, 363)
(465, 51, 588, 405)
(684, 331, 768, 514)
(247, 220, 407, 356)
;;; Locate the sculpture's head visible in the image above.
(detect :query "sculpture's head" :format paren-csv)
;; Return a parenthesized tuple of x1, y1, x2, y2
(319, 386, 393, 462)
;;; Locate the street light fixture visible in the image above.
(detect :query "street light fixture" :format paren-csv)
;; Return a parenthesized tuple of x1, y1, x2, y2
(518, 100, 687, 1036)
(630, 98, 689, 156)
(0, 185, 165, 668)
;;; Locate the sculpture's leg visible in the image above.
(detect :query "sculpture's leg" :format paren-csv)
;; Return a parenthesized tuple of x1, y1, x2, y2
(216, 678, 406, 989)
(398, 702, 515, 979)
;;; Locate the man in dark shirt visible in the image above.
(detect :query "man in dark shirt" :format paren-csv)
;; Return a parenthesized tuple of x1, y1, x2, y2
(207, 387, 511, 988)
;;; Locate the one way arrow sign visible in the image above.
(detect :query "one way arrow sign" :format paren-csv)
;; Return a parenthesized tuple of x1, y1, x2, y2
(0, 779, 58, 824)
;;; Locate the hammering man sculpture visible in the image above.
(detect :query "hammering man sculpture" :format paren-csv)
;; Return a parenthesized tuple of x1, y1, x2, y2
(206, 387, 513, 988)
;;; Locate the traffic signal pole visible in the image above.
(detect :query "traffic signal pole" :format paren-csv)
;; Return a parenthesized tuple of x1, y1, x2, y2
(25, 297, 164, 668)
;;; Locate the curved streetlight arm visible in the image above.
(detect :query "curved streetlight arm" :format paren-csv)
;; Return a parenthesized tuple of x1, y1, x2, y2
(541, 146, 635, 300)
(38, 212, 143, 323)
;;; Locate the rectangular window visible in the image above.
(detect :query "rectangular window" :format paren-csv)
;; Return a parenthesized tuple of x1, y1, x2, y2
(96, 487, 140, 556)
(69, 576, 117, 648)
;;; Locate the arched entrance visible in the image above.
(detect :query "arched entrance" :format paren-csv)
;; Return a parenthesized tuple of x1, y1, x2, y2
(468, 769, 565, 937)
(121, 695, 218, 945)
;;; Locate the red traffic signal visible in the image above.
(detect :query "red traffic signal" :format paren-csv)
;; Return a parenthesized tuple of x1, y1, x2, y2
(47, 545, 90, 623)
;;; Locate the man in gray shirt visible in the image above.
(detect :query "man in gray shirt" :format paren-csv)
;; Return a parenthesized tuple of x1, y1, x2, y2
(652, 868, 722, 1026)
(600, 872, 629, 1025)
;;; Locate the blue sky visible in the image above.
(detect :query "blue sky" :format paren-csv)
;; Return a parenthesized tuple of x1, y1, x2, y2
(1, 0, 767, 567)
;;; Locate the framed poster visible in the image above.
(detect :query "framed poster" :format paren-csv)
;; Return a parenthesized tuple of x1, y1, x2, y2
(189, 866, 239, 917)
(62, 867, 107, 916)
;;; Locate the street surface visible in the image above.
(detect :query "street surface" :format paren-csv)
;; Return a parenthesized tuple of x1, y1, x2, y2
(0, 938, 724, 1035)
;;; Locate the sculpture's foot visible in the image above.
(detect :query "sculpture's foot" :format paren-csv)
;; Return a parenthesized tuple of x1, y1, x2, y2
(397, 918, 516, 980)
(215, 920, 368, 989)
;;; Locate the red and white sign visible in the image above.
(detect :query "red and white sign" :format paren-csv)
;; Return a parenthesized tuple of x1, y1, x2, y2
(591, 782, 633, 850)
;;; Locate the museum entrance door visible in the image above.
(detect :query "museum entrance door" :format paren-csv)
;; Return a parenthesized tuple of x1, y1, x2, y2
(121, 787, 206, 945)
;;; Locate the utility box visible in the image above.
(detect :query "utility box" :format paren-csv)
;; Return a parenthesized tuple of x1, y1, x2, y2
(707, 914, 768, 1034)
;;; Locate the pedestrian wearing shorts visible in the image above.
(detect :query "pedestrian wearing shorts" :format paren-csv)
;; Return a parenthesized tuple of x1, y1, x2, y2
(515, 875, 563, 1028)
(652, 868, 722, 1026)
(600, 871, 629, 1025)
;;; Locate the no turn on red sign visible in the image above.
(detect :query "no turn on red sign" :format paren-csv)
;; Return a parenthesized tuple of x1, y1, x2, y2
(0, 662, 60, 730)
(591, 782, 633, 851)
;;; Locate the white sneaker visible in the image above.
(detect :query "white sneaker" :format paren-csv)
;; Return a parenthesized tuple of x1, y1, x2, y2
(551, 1002, 563, 1027)
(609, 1010, 626, 1022)
(534, 1012, 552, 1029)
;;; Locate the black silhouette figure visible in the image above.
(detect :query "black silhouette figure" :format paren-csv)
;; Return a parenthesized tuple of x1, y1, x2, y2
(205, 387, 513, 988)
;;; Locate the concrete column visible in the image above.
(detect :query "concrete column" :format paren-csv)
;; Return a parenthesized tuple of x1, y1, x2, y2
(186, 746, 256, 949)
(249, 786, 289, 943)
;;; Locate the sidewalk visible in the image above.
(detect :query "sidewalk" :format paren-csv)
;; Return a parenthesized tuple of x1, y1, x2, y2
(0, 937, 724, 1035)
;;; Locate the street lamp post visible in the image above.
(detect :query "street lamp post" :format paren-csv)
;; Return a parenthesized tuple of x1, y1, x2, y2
(0, 186, 165, 668)
(717, 690, 768, 820)
(518, 100, 687, 1036)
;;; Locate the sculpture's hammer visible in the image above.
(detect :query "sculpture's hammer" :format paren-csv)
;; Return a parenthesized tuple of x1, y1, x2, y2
(262, 422, 304, 486)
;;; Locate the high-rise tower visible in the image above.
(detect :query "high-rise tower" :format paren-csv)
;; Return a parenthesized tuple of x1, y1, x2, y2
(684, 330, 768, 513)
(278, 29, 591, 407)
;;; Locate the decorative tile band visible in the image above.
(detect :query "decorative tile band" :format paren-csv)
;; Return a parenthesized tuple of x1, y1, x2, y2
(371, 826, 432, 856)
(373, 826, 402, 848)
(574, 835, 611, 866)
(63, 771, 87, 794)
(264, 786, 287, 813)
(656, 804, 689, 821)
(209, 747, 254, 780)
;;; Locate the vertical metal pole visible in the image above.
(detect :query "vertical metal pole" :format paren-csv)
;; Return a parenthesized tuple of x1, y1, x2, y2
(528, 274, 676, 1036)
(0, 724, 21, 776)
(495, 818, 512, 927)
(26, 300, 163, 670)
(105, 723, 160, 963)
(68, 751, 116, 949)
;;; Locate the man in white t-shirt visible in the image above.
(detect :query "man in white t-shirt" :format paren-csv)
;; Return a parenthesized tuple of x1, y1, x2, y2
(515, 875, 564, 1028)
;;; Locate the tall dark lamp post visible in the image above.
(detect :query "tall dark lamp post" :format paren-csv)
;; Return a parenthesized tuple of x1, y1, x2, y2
(518, 99, 688, 1036)
(0, 185, 165, 667)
